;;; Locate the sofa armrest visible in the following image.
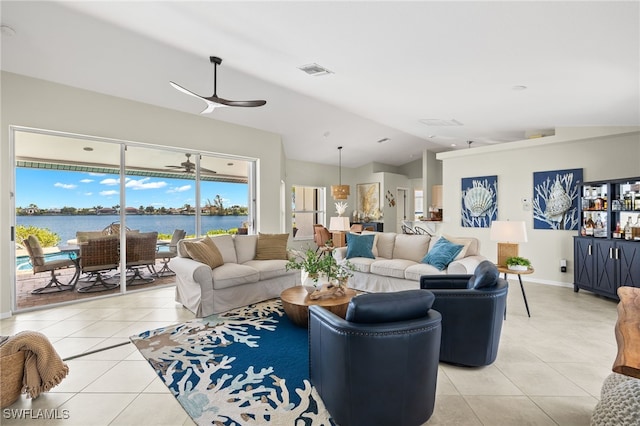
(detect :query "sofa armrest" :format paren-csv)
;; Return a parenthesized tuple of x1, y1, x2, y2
(420, 275, 471, 290)
(447, 255, 488, 275)
(333, 247, 348, 262)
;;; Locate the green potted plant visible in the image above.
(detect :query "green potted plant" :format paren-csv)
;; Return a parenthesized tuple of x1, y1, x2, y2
(506, 256, 531, 271)
(286, 248, 325, 292)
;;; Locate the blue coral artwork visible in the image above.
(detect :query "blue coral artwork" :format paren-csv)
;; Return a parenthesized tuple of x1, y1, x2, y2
(461, 175, 497, 228)
(533, 168, 582, 230)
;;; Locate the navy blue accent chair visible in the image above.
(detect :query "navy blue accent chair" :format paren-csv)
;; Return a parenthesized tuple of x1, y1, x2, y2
(309, 290, 441, 426)
(420, 260, 508, 367)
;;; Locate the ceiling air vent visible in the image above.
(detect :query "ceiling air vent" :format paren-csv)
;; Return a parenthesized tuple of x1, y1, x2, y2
(298, 63, 333, 76)
(419, 119, 464, 126)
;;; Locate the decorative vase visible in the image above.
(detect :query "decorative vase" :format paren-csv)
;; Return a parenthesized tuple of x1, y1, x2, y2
(301, 270, 319, 293)
(508, 265, 528, 271)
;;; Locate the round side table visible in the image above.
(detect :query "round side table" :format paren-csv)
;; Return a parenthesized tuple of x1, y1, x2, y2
(497, 266, 534, 317)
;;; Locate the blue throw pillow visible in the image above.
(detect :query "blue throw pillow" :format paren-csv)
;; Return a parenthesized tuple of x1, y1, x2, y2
(345, 233, 375, 259)
(422, 237, 464, 271)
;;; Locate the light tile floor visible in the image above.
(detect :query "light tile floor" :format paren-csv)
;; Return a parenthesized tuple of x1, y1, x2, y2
(1, 281, 619, 425)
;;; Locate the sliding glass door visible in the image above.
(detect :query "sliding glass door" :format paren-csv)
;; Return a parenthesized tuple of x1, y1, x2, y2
(12, 127, 255, 312)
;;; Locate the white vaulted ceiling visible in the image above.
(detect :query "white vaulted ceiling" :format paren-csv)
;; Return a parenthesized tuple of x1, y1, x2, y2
(1, 1, 638, 168)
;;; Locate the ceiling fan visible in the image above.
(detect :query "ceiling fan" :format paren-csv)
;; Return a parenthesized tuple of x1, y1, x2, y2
(165, 153, 217, 174)
(170, 56, 267, 113)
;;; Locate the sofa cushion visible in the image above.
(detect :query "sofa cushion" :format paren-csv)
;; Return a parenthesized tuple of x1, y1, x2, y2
(211, 234, 238, 264)
(360, 231, 380, 257)
(435, 235, 474, 260)
(255, 233, 289, 260)
(468, 260, 499, 289)
(347, 257, 377, 273)
(243, 259, 294, 281)
(345, 290, 435, 324)
(211, 263, 260, 289)
(182, 236, 224, 269)
(404, 263, 447, 281)
(234, 234, 259, 264)
(422, 237, 464, 271)
(371, 259, 417, 279)
(374, 232, 397, 259)
(346, 233, 375, 259)
(393, 234, 431, 263)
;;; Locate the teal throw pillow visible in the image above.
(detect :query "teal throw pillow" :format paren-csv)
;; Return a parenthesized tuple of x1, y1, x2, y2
(346, 233, 375, 259)
(422, 237, 464, 271)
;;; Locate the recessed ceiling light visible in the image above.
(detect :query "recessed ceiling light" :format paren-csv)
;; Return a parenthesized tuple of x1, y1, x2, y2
(512, 85, 528, 91)
(450, 143, 457, 147)
(83, 147, 93, 151)
(419, 119, 463, 126)
(298, 63, 334, 76)
(377, 137, 391, 144)
(227, 162, 234, 166)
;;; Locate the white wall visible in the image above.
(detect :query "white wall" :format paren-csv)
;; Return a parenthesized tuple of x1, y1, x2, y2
(436, 128, 640, 286)
(1, 71, 286, 317)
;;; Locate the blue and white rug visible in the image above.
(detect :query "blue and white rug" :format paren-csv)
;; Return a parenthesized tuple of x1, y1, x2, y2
(130, 299, 334, 425)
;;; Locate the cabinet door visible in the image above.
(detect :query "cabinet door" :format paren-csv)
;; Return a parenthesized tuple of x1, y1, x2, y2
(574, 237, 594, 290)
(594, 239, 617, 296)
(616, 241, 640, 288)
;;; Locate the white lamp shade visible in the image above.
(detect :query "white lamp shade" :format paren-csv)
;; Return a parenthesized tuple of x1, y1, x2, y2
(329, 216, 351, 232)
(490, 220, 528, 243)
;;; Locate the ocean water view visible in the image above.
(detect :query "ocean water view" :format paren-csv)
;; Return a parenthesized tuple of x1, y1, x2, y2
(17, 214, 249, 246)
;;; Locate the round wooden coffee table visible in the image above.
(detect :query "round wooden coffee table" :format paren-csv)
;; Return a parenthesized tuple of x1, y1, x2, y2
(280, 285, 357, 327)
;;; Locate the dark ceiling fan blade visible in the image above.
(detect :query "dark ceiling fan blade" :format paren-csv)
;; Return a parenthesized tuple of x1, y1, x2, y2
(170, 56, 266, 112)
(205, 95, 267, 108)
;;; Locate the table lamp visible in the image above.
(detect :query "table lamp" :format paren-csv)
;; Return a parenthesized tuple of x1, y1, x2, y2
(329, 216, 351, 232)
(490, 220, 527, 266)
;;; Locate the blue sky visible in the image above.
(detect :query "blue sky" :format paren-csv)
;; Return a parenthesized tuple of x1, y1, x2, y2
(16, 168, 248, 210)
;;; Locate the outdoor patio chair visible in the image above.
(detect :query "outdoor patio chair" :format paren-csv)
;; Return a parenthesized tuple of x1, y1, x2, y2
(22, 235, 79, 294)
(151, 229, 185, 277)
(124, 231, 158, 285)
(77, 235, 120, 293)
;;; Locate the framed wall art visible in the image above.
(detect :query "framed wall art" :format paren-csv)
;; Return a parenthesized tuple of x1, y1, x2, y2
(461, 175, 497, 228)
(533, 168, 582, 230)
(356, 182, 380, 219)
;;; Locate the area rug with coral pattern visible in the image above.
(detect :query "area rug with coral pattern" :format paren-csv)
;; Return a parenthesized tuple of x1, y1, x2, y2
(130, 298, 334, 425)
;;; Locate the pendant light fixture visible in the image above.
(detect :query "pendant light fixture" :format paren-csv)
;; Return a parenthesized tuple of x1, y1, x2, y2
(331, 146, 350, 200)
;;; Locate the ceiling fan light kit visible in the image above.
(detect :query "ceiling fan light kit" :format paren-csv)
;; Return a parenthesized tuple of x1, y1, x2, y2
(170, 56, 266, 113)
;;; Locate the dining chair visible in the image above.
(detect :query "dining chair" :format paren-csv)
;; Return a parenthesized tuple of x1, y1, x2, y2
(77, 235, 120, 293)
(22, 235, 79, 294)
(124, 231, 158, 285)
(151, 229, 185, 277)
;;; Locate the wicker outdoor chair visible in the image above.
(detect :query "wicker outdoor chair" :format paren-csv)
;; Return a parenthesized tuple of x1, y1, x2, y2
(77, 235, 120, 293)
(151, 229, 185, 277)
(22, 235, 79, 294)
(125, 231, 158, 285)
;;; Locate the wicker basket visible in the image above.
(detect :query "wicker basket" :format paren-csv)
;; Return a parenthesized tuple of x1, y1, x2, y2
(1, 351, 25, 408)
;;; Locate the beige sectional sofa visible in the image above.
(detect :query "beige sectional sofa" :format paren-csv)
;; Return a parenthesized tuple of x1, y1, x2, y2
(171, 234, 297, 317)
(333, 232, 487, 293)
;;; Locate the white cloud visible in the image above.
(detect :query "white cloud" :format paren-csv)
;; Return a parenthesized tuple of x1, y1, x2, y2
(125, 177, 168, 190)
(84, 192, 93, 196)
(100, 190, 118, 196)
(167, 184, 191, 193)
(80, 179, 94, 183)
(100, 178, 119, 186)
(88, 172, 106, 176)
(54, 182, 77, 189)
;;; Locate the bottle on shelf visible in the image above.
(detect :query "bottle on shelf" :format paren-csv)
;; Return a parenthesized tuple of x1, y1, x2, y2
(624, 217, 633, 240)
(585, 213, 595, 236)
(614, 222, 622, 239)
